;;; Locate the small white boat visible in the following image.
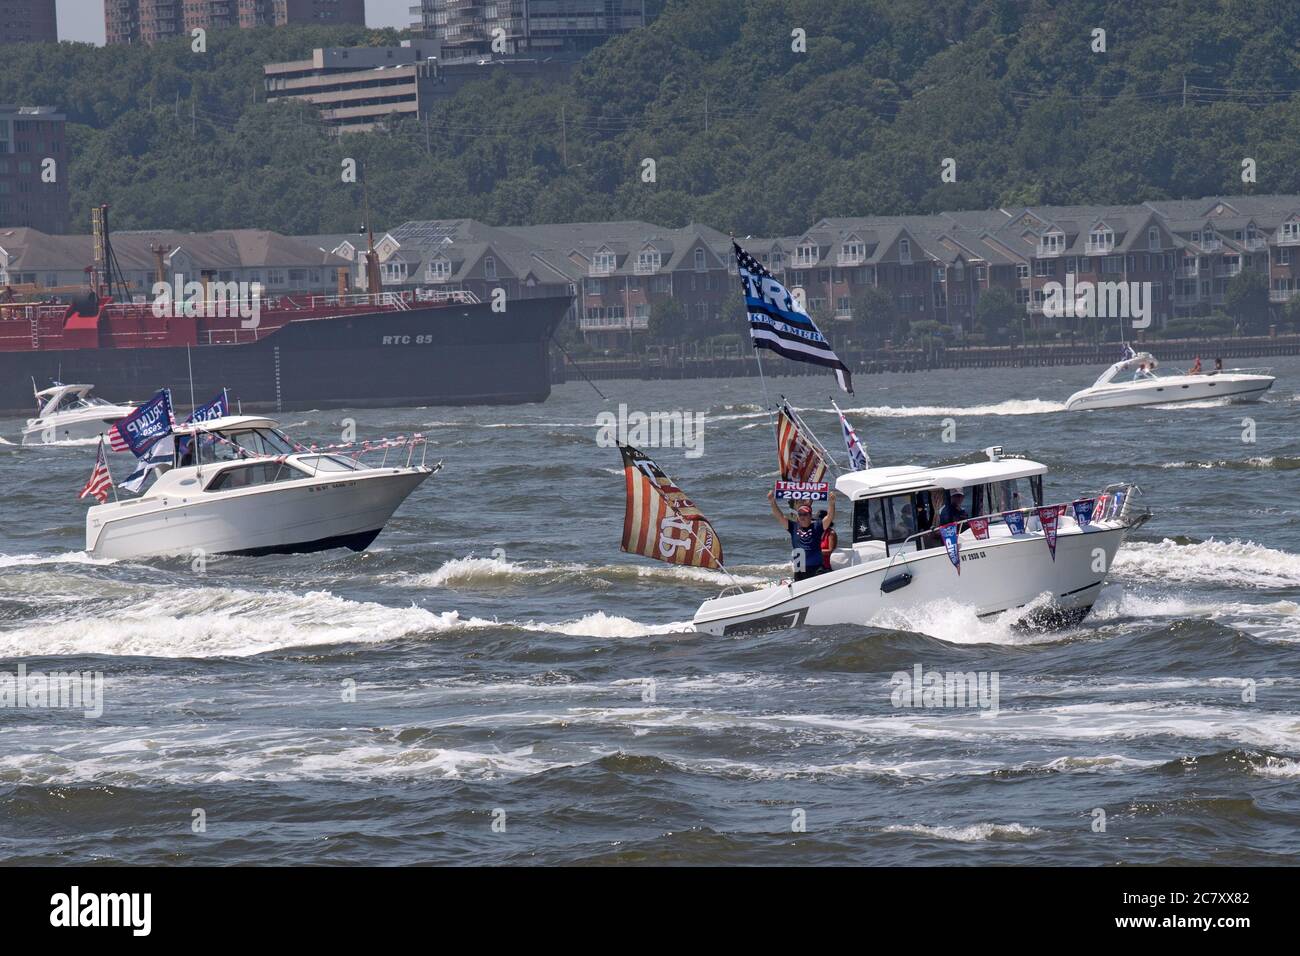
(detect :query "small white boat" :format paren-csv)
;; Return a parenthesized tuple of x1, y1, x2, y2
(692, 448, 1148, 636)
(85, 415, 435, 559)
(22, 383, 135, 445)
(1065, 352, 1273, 410)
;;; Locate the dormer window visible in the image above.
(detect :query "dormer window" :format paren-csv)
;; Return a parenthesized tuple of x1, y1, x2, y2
(770, 251, 784, 270)
(593, 250, 616, 273)
(694, 248, 706, 271)
(484, 255, 497, 279)
(426, 258, 451, 281)
(1282, 221, 1300, 242)
(1087, 227, 1113, 253)
(636, 249, 661, 272)
(898, 238, 911, 262)
(1148, 227, 1160, 250)
(796, 243, 818, 265)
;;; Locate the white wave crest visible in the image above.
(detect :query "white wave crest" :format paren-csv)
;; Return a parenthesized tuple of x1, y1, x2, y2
(880, 822, 1041, 842)
(1114, 538, 1300, 589)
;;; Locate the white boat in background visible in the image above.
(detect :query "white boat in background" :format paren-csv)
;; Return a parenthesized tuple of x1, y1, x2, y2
(1065, 352, 1274, 410)
(693, 447, 1148, 636)
(85, 415, 436, 559)
(22, 383, 135, 445)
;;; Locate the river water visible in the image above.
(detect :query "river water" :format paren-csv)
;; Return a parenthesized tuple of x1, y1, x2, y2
(1, 358, 1297, 864)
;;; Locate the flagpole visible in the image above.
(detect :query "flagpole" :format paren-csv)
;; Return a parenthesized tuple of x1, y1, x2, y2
(103, 436, 119, 502)
(660, 493, 739, 587)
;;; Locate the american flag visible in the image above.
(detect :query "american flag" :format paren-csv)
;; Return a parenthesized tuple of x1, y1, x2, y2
(619, 444, 723, 569)
(734, 241, 852, 394)
(79, 439, 114, 504)
(775, 403, 828, 482)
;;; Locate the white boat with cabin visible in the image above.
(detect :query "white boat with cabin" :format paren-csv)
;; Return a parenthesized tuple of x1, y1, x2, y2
(1065, 352, 1273, 410)
(85, 415, 435, 559)
(22, 383, 135, 445)
(692, 448, 1147, 636)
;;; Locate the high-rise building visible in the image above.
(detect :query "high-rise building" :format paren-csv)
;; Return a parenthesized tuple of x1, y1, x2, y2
(106, 0, 366, 45)
(410, 0, 646, 61)
(0, 106, 70, 235)
(0, 0, 58, 44)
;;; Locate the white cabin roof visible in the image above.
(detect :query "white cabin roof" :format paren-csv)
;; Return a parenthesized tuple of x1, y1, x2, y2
(172, 414, 279, 435)
(835, 457, 1047, 500)
(35, 383, 94, 399)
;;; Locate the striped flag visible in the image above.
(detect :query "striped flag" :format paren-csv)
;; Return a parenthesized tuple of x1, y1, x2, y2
(775, 403, 828, 482)
(79, 439, 113, 503)
(619, 444, 723, 569)
(832, 400, 868, 471)
(734, 241, 852, 393)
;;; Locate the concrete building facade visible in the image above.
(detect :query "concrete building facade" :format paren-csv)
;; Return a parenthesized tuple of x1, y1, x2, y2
(0, 0, 57, 44)
(0, 106, 69, 235)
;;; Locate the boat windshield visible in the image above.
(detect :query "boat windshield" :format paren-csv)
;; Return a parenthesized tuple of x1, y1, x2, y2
(852, 476, 1045, 547)
(184, 427, 295, 466)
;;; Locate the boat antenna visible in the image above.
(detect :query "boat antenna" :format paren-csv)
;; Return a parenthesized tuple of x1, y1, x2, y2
(186, 343, 197, 412)
(550, 333, 607, 401)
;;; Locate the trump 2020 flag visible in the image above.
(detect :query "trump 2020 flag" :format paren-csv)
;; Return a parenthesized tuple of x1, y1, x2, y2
(107, 388, 174, 457)
(939, 523, 961, 573)
(619, 444, 724, 570)
(734, 241, 852, 393)
(832, 400, 868, 471)
(775, 403, 828, 483)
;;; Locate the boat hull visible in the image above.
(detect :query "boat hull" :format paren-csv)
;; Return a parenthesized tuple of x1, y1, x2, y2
(1065, 373, 1274, 410)
(692, 523, 1128, 636)
(86, 468, 431, 559)
(21, 407, 133, 444)
(1, 295, 571, 417)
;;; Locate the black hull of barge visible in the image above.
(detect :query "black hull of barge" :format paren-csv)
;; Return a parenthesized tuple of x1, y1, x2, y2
(0, 296, 570, 416)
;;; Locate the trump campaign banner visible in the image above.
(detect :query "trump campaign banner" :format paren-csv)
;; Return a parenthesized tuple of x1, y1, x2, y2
(939, 523, 962, 573)
(1072, 499, 1096, 528)
(774, 480, 830, 502)
(1038, 506, 1060, 561)
(106, 389, 174, 458)
(1003, 510, 1027, 535)
(969, 516, 990, 540)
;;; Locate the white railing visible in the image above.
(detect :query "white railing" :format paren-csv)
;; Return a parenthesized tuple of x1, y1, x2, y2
(837, 251, 865, 266)
(634, 260, 660, 275)
(1085, 240, 1113, 255)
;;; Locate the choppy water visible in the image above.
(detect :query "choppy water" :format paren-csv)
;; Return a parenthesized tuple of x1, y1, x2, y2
(1, 358, 1298, 865)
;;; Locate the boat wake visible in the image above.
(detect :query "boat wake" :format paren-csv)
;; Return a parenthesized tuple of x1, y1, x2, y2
(833, 398, 1066, 418)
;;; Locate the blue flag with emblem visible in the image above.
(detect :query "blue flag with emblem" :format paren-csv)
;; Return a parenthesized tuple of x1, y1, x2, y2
(734, 241, 852, 394)
(176, 389, 230, 458)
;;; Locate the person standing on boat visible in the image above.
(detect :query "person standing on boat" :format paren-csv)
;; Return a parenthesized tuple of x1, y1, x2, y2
(939, 490, 969, 528)
(768, 491, 835, 581)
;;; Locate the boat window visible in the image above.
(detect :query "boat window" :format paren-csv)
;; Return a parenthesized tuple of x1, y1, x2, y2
(227, 428, 294, 457)
(205, 460, 304, 491)
(295, 454, 363, 473)
(987, 479, 1027, 514)
(853, 493, 932, 545)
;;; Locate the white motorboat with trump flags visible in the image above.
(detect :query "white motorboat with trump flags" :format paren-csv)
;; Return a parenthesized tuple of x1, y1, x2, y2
(80, 401, 437, 559)
(692, 444, 1149, 636)
(667, 241, 1150, 636)
(1065, 349, 1274, 410)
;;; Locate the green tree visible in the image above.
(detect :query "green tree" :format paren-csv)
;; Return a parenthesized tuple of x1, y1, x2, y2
(1224, 270, 1271, 335)
(851, 285, 897, 348)
(974, 286, 1018, 344)
(647, 297, 687, 344)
